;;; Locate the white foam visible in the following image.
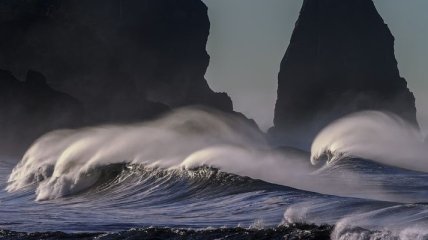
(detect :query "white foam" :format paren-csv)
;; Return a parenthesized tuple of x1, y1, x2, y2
(8, 108, 423, 202)
(7, 108, 312, 200)
(311, 111, 428, 172)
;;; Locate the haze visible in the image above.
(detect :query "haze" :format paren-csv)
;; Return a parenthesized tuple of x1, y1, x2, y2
(203, 0, 428, 134)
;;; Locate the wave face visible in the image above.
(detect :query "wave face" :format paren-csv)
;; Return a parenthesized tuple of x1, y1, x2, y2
(311, 111, 427, 171)
(6, 108, 312, 201)
(2, 163, 310, 232)
(3, 109, 428, 239)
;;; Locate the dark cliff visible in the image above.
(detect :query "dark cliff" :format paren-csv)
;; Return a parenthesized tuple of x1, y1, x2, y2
(0, 69, 82, 154)
(270, 0, 418, 149)
(0, 0, 234, 154)
(0, 0, 232, 124)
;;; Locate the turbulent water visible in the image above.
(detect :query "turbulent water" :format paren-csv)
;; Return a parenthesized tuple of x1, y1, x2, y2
(1, 108, 428, 240)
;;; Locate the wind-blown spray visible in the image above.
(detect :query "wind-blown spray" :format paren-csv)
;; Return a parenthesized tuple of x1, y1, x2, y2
(7, 108, 311, 200)
(311, 111, 428, 172)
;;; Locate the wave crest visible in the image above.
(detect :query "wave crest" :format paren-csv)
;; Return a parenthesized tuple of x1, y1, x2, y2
(310, 111, 428, 172)
(7, 107, 310, 201)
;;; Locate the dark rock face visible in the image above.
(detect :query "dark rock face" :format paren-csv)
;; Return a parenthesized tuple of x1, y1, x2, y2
(0, 0, 235, 154)
(0, 69, 83, 154)
(271, 0, 418, 149)
(0, 0, 232, 124)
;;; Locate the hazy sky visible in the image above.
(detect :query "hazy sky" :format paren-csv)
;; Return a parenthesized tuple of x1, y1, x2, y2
(203, 0, 428, 133)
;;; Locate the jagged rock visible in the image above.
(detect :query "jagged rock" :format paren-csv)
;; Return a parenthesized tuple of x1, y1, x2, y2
(270, 0, 418, 149)
(0, 0, 232, 124)
(0, 0, 240, 154)
(0, 69, 83, 154)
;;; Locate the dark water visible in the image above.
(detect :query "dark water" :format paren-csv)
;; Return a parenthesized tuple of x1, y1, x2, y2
(0, 224, 333, 240)
(2, 110, 428, 240)
(2, 158, 428, 240)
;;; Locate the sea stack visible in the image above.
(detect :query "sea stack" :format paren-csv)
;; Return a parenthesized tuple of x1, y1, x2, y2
(270, 0, 418, 149)
(0, 0, 232, 124)
(0, 0, 235, 154)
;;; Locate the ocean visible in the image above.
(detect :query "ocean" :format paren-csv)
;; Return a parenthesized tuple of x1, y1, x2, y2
(1, 108, 428, 240)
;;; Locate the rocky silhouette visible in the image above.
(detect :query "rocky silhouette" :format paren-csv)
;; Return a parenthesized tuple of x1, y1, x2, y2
(0, 69, 82, 154)
(0, 0, 236, 153)
(0, 0, 232, 123)
(270, 0, 418, 149)
(0, 0, 419, 154)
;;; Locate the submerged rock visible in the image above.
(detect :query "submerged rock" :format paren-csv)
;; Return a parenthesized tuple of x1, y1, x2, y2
(270, 0, 418, 149)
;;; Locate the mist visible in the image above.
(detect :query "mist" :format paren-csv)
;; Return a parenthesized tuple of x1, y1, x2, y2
(2, 0, 428, 237)
(7, 108, 414, 203)
(204, 0, 428, 134)
(311, 111, 428, 172)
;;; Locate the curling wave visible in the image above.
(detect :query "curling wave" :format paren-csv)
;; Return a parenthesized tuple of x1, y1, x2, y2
(8, 108, 428, 204)
(311, 111, 428, 172)
(5, 108, 428, 237)
(7, 108, 312, 201)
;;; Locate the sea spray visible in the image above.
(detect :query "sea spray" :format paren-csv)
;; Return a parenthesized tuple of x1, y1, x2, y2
(7, 108, 312, 200)
(283, 199, 428, 240)
(7, 108, 423, 203)
(311, 111, 428, 172)
(4, 108, 428, 234)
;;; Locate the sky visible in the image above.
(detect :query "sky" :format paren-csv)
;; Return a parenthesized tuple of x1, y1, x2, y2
(202, 0, 428, 133)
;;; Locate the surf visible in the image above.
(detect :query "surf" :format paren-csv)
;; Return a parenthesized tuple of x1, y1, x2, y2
(7, 107, 313, 201)
(4, 108, 428, 239)
(7, 108, 428, 204)
(311, 111, 428, 172)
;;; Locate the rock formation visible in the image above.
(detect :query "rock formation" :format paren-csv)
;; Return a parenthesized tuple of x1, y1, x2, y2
(0, 69, 83, 154)
(0, 0, 232, 124)
(270, 0, 418, 149)
(0, 0, 237, 154)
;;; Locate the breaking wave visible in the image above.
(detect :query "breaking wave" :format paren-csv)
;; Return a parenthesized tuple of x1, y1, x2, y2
(283, 199, 428, 240)
(311, 111, 428, 172)
(4, 108, 428, 239)
(7, 108, 312, 201)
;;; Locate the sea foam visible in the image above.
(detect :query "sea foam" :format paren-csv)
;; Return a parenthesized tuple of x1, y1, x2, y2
(311, 111, 428, 172)
(7, 108, 310, 200)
